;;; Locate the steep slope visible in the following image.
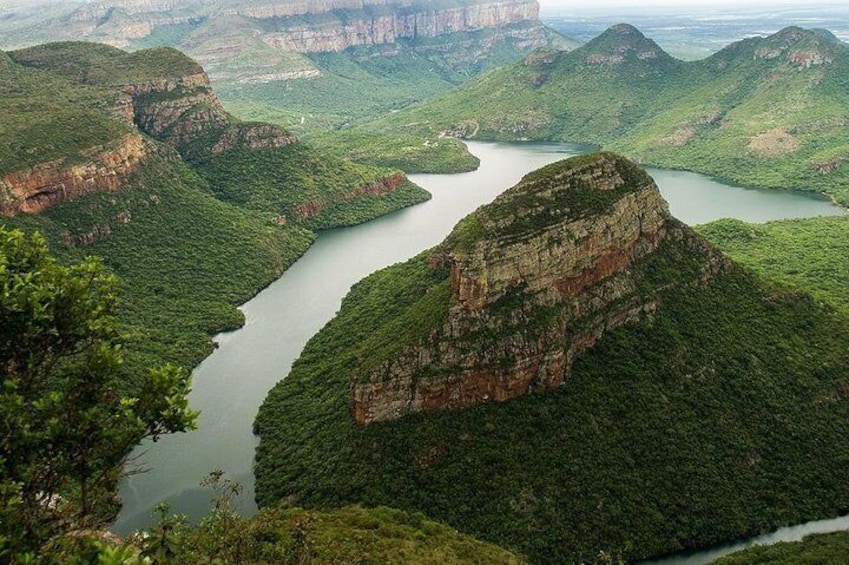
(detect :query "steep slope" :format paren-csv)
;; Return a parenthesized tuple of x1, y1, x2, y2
(0, 42, 426, 387)
(350, 153, 729, 423)
(376, 25, 849, 202)
(7, 42, 428, 225)
(255, 153, 849, 563)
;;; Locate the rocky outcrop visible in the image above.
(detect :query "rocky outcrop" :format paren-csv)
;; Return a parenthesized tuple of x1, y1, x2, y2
(290, 173, 405, 221)
(0, 134, 150, 216)
(211, 123, 297, 154)
(119, 71, 230, 147)
(350, 153, 731, 424)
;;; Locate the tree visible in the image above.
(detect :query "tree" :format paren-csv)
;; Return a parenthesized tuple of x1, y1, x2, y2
(0, 227, 198, 556)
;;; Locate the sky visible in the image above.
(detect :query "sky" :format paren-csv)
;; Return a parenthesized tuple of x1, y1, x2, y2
(538, 0, 847, 7)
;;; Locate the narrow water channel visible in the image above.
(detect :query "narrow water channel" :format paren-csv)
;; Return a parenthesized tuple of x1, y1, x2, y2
(114, 142, 847, 561)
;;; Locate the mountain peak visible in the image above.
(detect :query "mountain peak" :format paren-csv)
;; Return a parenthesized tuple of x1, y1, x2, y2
(580, 23, 674, 66)
(713, 25, 845, 69)
(350, 152, 730, 424)
(767, 26, 840, 45)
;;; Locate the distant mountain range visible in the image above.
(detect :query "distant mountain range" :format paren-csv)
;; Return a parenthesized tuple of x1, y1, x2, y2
(0, 0, 575, 131)
(374, 24, 849, 203)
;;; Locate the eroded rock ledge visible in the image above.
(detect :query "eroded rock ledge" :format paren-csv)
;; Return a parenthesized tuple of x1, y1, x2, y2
(350, 153, 730, 424)
(0, 133, 150, 217)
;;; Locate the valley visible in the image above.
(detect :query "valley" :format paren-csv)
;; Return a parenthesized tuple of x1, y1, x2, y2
(119, 140, 845, 559)
(4, 1, 849, 563)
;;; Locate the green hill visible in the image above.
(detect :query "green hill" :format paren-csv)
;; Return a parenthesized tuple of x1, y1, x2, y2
(0, 42, 427, 388)
(255, 153, 849, 564)
(372, 25, 849, 203)
(699, 216, 849, 313)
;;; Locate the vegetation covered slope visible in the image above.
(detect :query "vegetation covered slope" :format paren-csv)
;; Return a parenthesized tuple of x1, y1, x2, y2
(138, 503, 526, 565)
(699, 216, 849, 312)
(712, 531, 849, 565)
(0, 42, 427, 387)
(217, 23, 575, 134)
(0, 46, 131, 177)
(372, 24, 849, 202)
(7, 42, 430, 224)
(255, 154, 849, 564)
(3, 151, 313, 387)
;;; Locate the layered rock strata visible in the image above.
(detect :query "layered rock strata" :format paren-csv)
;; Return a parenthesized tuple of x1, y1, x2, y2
(258, 0, 540, 53)
(0, 134, 150, 217)
(350, 153, 730, 424)
(66, 0, 541, 52)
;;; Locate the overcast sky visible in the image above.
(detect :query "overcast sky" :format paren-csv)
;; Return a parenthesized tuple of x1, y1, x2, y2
(538, 0, 848, 8)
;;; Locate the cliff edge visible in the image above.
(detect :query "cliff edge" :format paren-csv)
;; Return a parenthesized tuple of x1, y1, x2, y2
(350, 153, 730, 423)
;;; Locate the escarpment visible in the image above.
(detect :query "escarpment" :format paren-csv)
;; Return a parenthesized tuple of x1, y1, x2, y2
(0, 134, 151, 217)
(2, 42, 418, 221)
(350, 153, 731, 424)
(57, 0, 541, 52)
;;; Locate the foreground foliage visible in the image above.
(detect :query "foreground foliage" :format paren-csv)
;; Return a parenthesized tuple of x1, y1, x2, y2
(0, 227, 196, 558)
(17, 472, 525, 565)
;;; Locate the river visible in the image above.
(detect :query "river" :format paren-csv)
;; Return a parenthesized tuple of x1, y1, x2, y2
(114, 141, 847, 562)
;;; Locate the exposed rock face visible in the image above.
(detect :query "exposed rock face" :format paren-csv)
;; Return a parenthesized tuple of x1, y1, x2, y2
(350, 153, 730, 424)
(1, 47, 303, 215)
(259, 0, 540, 53)
(62, 0, 542, 54)
(119, 71, 231, 147)
(211, 123, 297, 154)
(0, 134, 150, 216)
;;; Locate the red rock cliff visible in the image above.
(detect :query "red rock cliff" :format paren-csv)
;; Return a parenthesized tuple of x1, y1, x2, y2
(0, 133, 150, 217)
(350, 153, 731, 424)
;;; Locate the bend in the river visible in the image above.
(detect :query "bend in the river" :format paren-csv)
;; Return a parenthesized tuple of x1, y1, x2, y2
(114, 141, 847, 562)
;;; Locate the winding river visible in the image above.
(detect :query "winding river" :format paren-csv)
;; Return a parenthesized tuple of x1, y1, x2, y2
(114, 141, 847, 562)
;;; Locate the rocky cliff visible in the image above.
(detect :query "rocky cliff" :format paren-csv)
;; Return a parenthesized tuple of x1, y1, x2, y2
(257, 0, 540, 53)
(2, 42, 410, 220)
(60, 0, 540, 52)
(0, 133, 151, 217)
(350, 153, 730, 424)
